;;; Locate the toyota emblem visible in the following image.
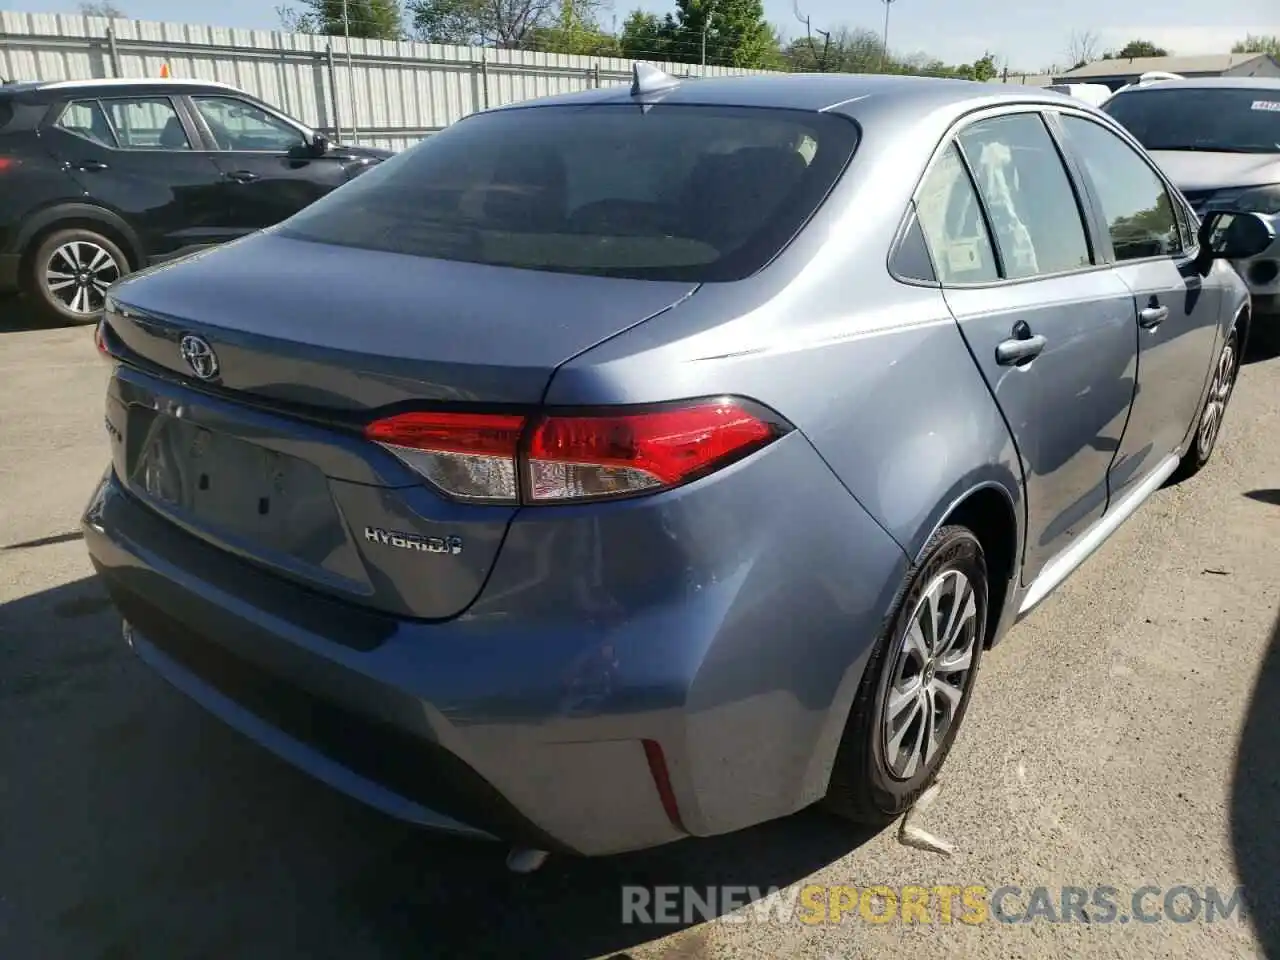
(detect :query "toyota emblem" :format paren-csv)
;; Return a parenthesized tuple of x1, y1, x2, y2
(179, 334, 219, 381)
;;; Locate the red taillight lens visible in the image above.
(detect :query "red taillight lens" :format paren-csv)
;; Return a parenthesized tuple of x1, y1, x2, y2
(94, 318, 110, 358)
(527, 401, 777, 501)
(364, 399, 783, 505)
(365, 411, 526, 502)
(0, 157, 19, 173)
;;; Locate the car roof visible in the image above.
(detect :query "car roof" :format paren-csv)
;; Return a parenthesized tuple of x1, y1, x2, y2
(1, 77, 246, 97)
(1109, 76, 1280, 93)
(489, 72, 1078, 119)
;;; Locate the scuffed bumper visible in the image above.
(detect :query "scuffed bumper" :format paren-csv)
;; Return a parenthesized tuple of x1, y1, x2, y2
(82, 428, 906, 855)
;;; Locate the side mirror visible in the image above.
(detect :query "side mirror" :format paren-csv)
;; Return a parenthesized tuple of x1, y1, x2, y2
(1198, 210, 1275, 261)
(311, 133, 330, 155)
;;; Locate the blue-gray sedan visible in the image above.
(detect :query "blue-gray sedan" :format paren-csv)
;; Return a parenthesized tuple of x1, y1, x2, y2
(83, 68, 1273, 857)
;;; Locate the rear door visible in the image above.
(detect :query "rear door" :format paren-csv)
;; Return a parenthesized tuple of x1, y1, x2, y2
(1053, 111, 1223, 496)
(42, 95, 230, 259)
(915, 109, 1140, 584)
(186, 93, 349, 230)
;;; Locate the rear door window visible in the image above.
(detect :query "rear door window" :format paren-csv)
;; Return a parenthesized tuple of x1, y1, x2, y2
(278, 104, 860, 282)
(955, 113, 1093, 279)
(102, 97, 190, 150)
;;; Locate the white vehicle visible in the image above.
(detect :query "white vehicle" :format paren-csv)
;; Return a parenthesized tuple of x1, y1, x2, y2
(1110, 71, 1185, 97)
(1045, 82, 1114, 107)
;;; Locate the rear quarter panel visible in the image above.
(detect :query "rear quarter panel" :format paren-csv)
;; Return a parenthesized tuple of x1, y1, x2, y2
(0, 130, 85, 255)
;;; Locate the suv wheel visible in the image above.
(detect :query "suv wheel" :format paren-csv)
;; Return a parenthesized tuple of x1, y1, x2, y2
(824, 525, 988, 825)
(23, 227, 128, 326)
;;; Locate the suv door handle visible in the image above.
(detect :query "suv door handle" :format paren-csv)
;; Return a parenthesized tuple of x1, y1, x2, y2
(1139, 305, 1169, 329)
(225, 170, 260, 183)
(995, 321, 1048, 366)
(71, 160, 109, 172)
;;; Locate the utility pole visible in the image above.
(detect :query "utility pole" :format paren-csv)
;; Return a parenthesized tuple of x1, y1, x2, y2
(342, 0, 358, 142)
(880, 0, 896, 72)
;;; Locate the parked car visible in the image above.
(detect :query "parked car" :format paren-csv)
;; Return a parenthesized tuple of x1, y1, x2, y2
(83, 67, 1273, 860)
(0, 77, 392, 324)
(1104, 77, 1280, 320)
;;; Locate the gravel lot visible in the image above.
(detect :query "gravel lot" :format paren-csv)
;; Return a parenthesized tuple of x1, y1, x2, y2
(2, 300, 1279, 960)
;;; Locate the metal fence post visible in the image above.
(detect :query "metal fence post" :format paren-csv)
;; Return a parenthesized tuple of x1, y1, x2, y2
(480, 50, 490, 109)
(106, 25, 121, 78)
(592, 62, 601, 88)
(326, 43, 342, 143)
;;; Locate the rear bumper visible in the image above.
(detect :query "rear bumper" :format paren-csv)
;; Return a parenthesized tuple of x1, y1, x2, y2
(83, 434, 907, 856)
(0, 253, 19, 293)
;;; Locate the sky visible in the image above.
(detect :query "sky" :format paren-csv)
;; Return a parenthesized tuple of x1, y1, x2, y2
(1, 0, 1273, 72)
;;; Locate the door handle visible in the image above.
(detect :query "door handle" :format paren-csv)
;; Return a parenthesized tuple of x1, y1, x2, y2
(1139, 305, 1168, 329)
(73, 160, 109, 172)
(225, 170, 260, 183)
(995, 332, 1048, 366)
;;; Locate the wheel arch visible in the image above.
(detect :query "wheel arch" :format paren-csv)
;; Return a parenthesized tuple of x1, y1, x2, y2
(16, 203, 144, 276)
(914, 480, 1022, 647)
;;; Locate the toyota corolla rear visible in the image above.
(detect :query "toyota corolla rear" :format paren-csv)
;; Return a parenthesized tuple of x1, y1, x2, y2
(82, 94, 907, 855)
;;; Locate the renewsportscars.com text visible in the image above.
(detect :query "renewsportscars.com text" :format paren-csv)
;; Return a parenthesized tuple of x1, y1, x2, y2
(621, 884, 1249, 926)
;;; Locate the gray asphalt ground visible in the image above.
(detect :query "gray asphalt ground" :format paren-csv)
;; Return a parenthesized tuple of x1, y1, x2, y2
(2, 296, 1279, 960)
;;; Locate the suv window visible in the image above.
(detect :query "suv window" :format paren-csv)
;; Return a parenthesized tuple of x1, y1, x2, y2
(192, 96, 306, 152)
(955, 113, 1092, 279)
(56, 100, 115, 146)
(103, 97, 190, 149)
(1104, 87, 1280, 154)
(1058, 115, 1182, 262)
(278, 104, 861, 283)
(914, 143, 1000, 283)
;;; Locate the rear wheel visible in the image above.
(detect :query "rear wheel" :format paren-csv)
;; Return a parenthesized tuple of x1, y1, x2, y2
(22, 227, 128, 326)
(1174, 327, 1239, 481)
(824, 525, 988, 825)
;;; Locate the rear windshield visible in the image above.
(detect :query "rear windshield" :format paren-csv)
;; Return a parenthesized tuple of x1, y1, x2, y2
(278, 104, 860, 281)
(1104, 87, 1280, 154)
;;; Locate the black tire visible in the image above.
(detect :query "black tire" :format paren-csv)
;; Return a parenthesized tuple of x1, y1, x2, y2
(823, 524, 988, 825)
(1173, 327, 1239, 482)
(21, 227, 129, 327)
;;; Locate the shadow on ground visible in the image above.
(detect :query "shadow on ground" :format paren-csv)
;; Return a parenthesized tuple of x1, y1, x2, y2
(0, 294, 52, 333)
(1243, 327, 1280, 365)
(0, 573, 874, 960)
(1231, 488, 1280, 955)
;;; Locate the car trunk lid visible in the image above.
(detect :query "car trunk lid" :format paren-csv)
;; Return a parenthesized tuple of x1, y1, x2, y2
(102, 232, 698, 620)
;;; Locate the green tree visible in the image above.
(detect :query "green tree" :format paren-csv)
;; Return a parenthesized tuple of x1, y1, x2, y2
(407, 0, 590, 47)
(527, 0, 619, 54)
(619, 0, 778, 68)
(619, 10, 677, 60)
(1232, 34, 1280, 56)
(279, 0, 405, 40)
(1104, 38, 1169, 59)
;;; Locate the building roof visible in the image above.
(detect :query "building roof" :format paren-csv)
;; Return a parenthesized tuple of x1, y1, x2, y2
(1059, 53, 1271, 80)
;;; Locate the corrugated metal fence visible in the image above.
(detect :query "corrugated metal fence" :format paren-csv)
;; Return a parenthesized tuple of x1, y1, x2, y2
(0, 11, 777, 151)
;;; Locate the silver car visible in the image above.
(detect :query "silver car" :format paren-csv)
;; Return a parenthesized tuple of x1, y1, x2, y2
(83, 70, 1274, 858)
(1104, 77, 1280, 320)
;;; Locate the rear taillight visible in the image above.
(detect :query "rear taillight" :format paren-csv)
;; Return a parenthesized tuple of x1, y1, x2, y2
(364, 411, 525, 502)
(0, 157, 19, 173)
(94, 318, 110, 358)
(363, 398, 786, 505)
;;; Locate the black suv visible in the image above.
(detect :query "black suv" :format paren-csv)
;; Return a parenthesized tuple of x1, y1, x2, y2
(0, 78, 392, 324)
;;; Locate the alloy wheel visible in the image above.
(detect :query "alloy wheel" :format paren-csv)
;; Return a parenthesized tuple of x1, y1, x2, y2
(45, 240, 121, 317)
(881, 568, 979, 781)
(1197, 336, 1237, 458)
